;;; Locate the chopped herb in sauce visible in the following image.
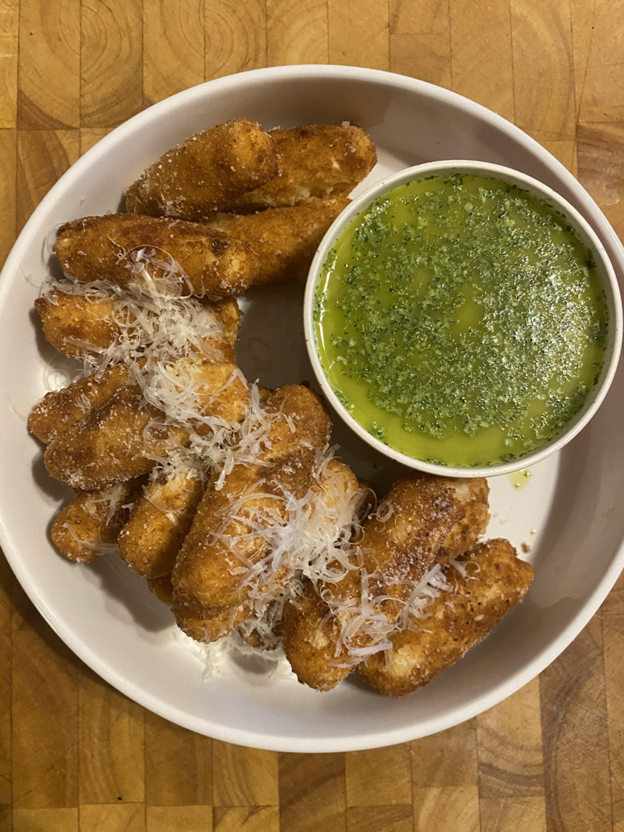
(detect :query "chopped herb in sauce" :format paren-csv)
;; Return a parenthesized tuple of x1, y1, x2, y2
(314, 174, 608, 467)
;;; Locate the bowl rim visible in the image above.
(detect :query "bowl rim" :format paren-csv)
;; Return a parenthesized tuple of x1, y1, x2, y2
(303, 158, 624, 478)
(2, 64, 624, 752)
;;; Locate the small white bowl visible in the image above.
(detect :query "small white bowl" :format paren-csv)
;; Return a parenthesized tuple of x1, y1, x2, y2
(304, 160, 623, 478)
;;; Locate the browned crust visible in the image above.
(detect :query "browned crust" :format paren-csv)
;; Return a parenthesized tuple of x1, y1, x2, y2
(34, 290, 242, 361)
(125, 118, 278, 220)
(224, 125, 377, 212)
(55, 213, 259, 296)
(283, 475, 465, 691)
(171, 385, 332, 617)
(43, 362, 249, 490)
(119, 471, 205, 578)
(28, 364, 131, 444)
(35, 291, 119, 358)
(435, 476, 490, 563)
(358, 538, 535, 696)
(207, 198, 350, 286)
(147, 574, 175, 607)
(51, 479, 141, 564)
(282, 580, 349, 691)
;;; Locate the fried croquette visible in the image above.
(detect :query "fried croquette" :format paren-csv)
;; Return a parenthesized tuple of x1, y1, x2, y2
(172, 385, 332, 617)
(225, 124, 377, 212)
(51, 479, 141, 564)
(283, 475, 465, 691)
(44, 362, 249, 490)
(125, 118, 278, 221)
(35, 290, 119, 358)
(119, 470, 205, 578)
(237, 599, 285, 651)
(358, 539, 535, 696)
(55, 214, 259, 297)
(28, 364, 131, 444)
(35, 290, 242, 359)
(206, 198, 349, 286)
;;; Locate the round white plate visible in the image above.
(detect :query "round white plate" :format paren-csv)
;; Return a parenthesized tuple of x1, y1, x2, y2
(1, 66, 623, 753)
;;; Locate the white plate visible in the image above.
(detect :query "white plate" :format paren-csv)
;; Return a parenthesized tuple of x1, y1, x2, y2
(1, 66, 623, 753)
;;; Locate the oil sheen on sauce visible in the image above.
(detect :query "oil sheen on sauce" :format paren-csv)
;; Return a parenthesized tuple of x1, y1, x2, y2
(314, 174, 608, 468)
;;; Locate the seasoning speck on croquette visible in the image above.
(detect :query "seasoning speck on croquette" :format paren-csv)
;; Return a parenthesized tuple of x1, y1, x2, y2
(55, 214, 259, 297)
(125, 118, 278, 220)
(358, 538, 535, 696)
(206, 198, 350, 286)
(224, 124, 377, 212)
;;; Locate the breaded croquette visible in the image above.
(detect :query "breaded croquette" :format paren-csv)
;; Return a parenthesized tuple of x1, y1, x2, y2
(359, 539, 535, 696)
(148, 573, 243, 644)
(283, 475, 465, 691)
(34, 290, 242, 359)
(44, 361, 249, 490)
(119, 470, 205, 578)
(173, 598, 251, 643)
(51, 479, 141, 564)
(434, 476, 490, 563)
(55, 214, 259, 297)
(35, 290, 119, 358)
(147, 574, 175, 606)
(125, 118, 278, 220)
(149, 574, 246, 644)
(28, 364, 131, 444)
(172, 385, 332, 616)
(225, 124, 377, 212)
(207, 198, 349, 286)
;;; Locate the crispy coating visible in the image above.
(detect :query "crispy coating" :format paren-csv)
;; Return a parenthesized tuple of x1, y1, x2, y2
(174, 457, 360, 645)
(146, 572, 249, 640)
(55, 214, 259, 297)
(359, 539, 535, 696)
(283, 475, 465, 691)
(51, 479, 141, 564)
(147, 574, 175, 606)
(119, 470, 205, 578)
(172, 385, 332, 615)
(435, 476, 490, 563)
(207, 198, 349, 286)
(173, 598, 251, 642)
(35, 291, 118, 358)
(225, 125, 377, 212)
(28, 364, 130, 444)
(146, 572, 252, 642)
(210, 298, 242, 347)
(125, 118, 278, 220)
(35, 290, 242, 359)
(44, 362, 249, 490)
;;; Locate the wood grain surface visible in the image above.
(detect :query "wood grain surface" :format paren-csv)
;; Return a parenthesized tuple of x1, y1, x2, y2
(0, 0, 622, 829)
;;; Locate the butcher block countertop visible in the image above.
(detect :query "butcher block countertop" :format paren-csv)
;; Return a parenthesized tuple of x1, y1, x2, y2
(1, 1, 623, 830)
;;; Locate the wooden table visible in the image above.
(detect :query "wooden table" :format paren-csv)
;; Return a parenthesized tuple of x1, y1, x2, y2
(1, 1, 622, 830)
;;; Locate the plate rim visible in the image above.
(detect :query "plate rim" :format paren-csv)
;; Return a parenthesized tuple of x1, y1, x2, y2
(1, 63, 624, 752)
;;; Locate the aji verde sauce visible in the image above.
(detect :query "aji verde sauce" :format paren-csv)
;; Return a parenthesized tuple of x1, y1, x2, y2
(314, 174, 608, 468)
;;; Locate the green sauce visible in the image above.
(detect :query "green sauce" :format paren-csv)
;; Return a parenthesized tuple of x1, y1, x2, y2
(313, 174, 608, 467)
